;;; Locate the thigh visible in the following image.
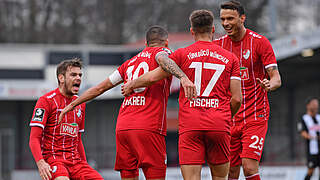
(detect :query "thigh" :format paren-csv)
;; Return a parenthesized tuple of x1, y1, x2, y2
(116, 130, 167, 179)
(205, 131, 230, 165)
(179, 131, 205, 165)
(241, 121, 268, 162)
(114, 130, 139, 172)
(47, 161, 69, 180)
(69, 161, 103, 180)
(230, 125, 243, 167)
(307, 155, 319, 168)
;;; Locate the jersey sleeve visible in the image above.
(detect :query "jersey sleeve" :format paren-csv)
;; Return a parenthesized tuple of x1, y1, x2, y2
(109, 69, 123, 85)
(29, 97, 50, 129)
(155, 47, 172, 58)
(79, 104, 86, 133)
(230, 54, 241, 80)
(259, 37, 277, 69)
(297, 118, 308, 133)
(169, 48, 182, 66)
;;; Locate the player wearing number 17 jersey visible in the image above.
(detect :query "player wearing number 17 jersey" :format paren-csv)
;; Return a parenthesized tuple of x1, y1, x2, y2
(58, 26, 195, 180)
(122, 10, 242, 180)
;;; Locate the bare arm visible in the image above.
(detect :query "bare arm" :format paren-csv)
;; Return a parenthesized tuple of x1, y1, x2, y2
(58, 77, 121, 123)
(230, 79, 242, 118)
(300, 130, 315, 140)
(122, 52, 197, 100)
(257, 66, 281, 92)
(29, 127, 52, 180)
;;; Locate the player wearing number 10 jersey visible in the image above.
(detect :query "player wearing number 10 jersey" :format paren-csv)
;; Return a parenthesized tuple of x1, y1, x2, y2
(58, 25, 195, 180)
(122, 10, 242, 180)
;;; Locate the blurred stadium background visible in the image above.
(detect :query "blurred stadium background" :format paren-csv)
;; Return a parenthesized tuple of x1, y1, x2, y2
(0, 0, 320, 179)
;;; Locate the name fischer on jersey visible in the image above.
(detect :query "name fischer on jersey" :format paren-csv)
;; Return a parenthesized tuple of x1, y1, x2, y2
(189, 98, 219, 108)
(187, 49, 229, 64)
(122, 96, 146, 108)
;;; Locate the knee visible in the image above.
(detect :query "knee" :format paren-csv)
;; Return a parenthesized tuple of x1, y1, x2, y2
(228, 166, 240, 178)
(242, 163, 258, 176)
(54, 176, 70, 180)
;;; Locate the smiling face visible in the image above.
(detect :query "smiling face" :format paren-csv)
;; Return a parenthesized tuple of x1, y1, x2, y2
(220, 9, 245, 39)
(59, 66, 82, 97)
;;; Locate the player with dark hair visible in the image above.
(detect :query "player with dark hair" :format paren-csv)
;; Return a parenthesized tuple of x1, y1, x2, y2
(58, 26, 196, 180)
(29, 58, 103, 180)
(123, 9, 242, 180)
(298, 97, 320, 180)
(214, 1, 282, 180)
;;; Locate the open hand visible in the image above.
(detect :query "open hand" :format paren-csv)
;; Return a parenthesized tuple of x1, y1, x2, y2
(36, 159, 52, 180)
(180, 77, 197, 100)
(58, 104, 74, 124)
(121, 80, 134, 97)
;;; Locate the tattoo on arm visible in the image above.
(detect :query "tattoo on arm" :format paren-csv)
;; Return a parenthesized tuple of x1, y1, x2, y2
(266, 66, 278, 73)
(156, 52, 186, 79)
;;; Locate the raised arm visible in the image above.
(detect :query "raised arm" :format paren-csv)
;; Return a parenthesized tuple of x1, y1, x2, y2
(58, 76, 122, 123)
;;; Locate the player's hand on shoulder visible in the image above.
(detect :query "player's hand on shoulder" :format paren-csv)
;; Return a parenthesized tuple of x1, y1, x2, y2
(121, 80, 134, 97)
(180, 77, 197, 100)
(36, 159, 52, 180)
(256, 78, 271, 92)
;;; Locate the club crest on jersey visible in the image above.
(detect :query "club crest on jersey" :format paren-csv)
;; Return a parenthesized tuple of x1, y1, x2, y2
(243, 49, 250, 60)
(76, 108, 81, 118)
(240, 67, 249, 80)
(32, 108, 45, 122)
(60, 123, 79, 137)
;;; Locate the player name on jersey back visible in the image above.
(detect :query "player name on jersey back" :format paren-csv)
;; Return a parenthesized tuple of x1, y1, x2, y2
(189, 98, 219, 108)
(122, 96, 146, 108)
(187, 49, 230, 64)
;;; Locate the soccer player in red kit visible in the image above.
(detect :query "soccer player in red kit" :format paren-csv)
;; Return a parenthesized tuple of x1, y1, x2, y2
(122, 10, 242, 180)
(29, 59, 103, 180)
(58, 26, 196, 180)
(214, 1, 282, 180)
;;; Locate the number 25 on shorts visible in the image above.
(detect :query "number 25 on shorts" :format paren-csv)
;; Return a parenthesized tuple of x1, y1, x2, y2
(249, 135, 264, 151)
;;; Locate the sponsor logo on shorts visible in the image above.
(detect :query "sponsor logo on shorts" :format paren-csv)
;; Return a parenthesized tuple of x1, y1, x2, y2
(60, 123, 79, 137)
(32, 108, 45, 122)
(254, 151, 261, 156)
(52, 166, 57, 173)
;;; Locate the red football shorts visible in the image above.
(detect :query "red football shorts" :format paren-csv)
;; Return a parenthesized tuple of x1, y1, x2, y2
(179, 130, 230, 165)
(46, 158, 103, 180)
(230, 120, 268, 167)
(114, 130, 167, 179)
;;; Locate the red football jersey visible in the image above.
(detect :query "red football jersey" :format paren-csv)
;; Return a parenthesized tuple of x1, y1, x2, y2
(116, 47, 172, 135)
(169, 41, 240, 134)
(214, 29, 278, 124)
(29, 88, 85, 162)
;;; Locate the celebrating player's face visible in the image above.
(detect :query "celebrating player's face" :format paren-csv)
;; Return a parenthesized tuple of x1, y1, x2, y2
(220, 9, 244, 38)
(63, 66, 82, 96)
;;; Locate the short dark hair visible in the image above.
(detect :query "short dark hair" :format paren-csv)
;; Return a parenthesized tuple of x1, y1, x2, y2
(56, 58, 82, 84)
(146, 25, 168, 46)
(221, 0, 245, 16)
(306, 97, 319, 105)
(189, 9, 214, 34)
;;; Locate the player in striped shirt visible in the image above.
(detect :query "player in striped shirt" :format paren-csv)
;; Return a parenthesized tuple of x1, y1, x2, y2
(214, 1, 282, 180)
(29, 59, 103, 180)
